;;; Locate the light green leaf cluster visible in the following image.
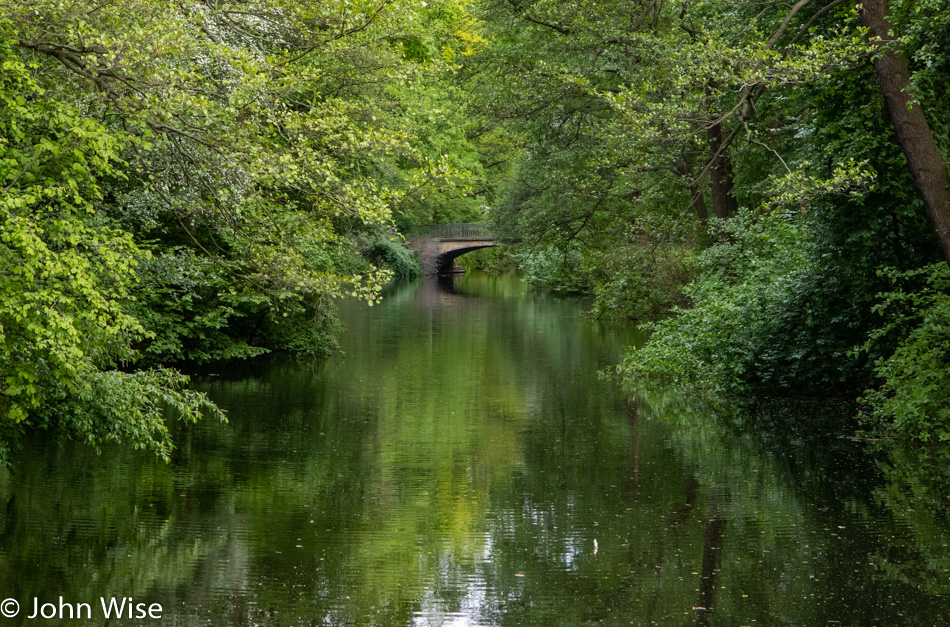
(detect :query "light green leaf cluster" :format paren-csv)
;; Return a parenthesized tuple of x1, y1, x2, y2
(0, 30, 223, 464)
(765, 158, 877, 212)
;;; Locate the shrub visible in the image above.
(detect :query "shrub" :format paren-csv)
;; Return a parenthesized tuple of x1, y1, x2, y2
(622, 209, 885, 393)
(860, 263, 950, 441)
(363, 235, 421, 279)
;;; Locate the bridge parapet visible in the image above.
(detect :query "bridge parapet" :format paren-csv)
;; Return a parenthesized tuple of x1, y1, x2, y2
(408, 223, 494, 241)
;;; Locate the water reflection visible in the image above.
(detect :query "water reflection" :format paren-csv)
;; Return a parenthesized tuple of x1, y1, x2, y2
(0, 273, 948, 625)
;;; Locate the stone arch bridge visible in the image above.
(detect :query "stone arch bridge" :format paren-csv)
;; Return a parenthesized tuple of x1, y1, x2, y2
(408, 223, 500, 274)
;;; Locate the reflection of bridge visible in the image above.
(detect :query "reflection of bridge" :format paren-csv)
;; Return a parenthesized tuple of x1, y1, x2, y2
(408, 223, 499, 275)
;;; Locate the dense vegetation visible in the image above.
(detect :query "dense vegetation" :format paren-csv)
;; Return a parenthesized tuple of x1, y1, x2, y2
(0, 0, 499, 463)
(457, 0, 950, 441)
(2, 0, 949, 461)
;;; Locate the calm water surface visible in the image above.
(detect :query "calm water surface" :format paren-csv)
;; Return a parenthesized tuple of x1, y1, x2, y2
(2, 273, 950, 625)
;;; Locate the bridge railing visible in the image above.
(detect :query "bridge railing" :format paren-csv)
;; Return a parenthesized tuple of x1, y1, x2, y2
(407, 223, 494, 240)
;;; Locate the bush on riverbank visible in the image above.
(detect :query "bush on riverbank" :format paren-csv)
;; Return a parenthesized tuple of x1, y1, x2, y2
(860, 264, 950, 441)
(363, 235, 422, 280)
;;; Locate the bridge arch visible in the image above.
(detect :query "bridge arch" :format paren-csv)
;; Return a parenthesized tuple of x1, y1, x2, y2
(435, 241, 497, 274)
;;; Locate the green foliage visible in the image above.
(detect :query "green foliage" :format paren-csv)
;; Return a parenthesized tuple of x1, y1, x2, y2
(860, 264, 950, 441)
(588, 242, 695, 322)
(517, 244, 591, 295)
(44, 368, 225, 463)
(258, 300, 343, 357)
(0, 30, 223, 464)
(4, 0, 950, 460)
(129, 250, 271, 364)
(456, 0, 950, 440)
(621, 206, 888, 393)
(456, 246, 517, 274)
(361, 235, 422, 280)
(0, 0, 492, 462)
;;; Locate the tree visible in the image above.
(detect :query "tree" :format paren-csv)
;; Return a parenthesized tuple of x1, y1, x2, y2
(859, 0, 950, 266)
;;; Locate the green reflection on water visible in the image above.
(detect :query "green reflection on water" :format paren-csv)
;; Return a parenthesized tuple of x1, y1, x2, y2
(0, 272, 949, 626)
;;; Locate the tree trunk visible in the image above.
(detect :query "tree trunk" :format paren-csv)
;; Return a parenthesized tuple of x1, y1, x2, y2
(691, 181, 710, 222)
(707, 120, 738, 219)
(676, 159, 709, 222)
(860, 0, 950, 266)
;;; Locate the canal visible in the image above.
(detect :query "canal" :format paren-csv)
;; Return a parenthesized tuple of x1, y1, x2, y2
(1, 273, 949, 625)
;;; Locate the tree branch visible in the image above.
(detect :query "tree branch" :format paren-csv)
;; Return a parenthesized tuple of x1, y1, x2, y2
(767, 0, 815, 50)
